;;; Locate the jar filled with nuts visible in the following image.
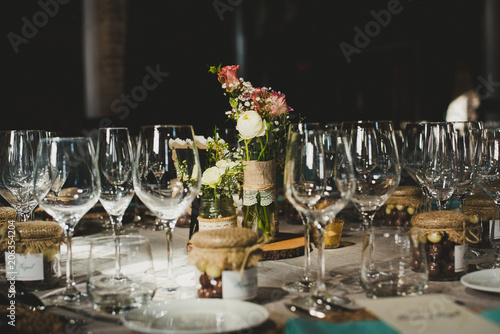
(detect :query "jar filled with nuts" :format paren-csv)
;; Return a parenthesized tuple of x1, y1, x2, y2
(188, 227, 264, 300)
(3, 221, 64, 291)
(411, 211, 468, 281)
(463, 191, 499, 249)
(383, 186, 423, 227)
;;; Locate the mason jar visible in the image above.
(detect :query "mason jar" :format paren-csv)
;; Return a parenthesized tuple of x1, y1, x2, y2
(198, 197, 237, 231)
(411, 211, 468, 281)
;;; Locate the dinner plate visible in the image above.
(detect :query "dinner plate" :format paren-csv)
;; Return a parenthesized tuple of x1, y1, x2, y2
(121, 299, 269, 333)
(460, 268, 500, 293)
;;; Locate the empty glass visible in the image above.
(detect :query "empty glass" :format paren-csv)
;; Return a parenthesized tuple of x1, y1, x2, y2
(87, 235, 156, 314)
(282, 123, 320, 293)
(285, 128, 356, 313)
(360, 226, 428, 298)
(33, 137, 101, 304)
(449, 121, 482, 211)
(342, 120, 401, 230)
(0, 130, 51, 221)
(422, 122, 458, 210)
(475, 129, 500, 269)
(97, 127, 135, 278)
(133, 125, 201, 298)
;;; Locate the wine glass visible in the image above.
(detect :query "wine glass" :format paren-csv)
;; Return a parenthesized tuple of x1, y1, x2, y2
(133, 125, 201, 297)
(449, 121, 482, 211)
(285, 128, 356, 313)
(33, 137, 101, 304)
(421, 122, 458, 210)
(400, 123, 432, 212)
(0, 130, 52, 221)
(97, 127, 135, 277)
(475, 129, 500, 269)
(282, 123, 320, 293)
(341, 120, 401, 230)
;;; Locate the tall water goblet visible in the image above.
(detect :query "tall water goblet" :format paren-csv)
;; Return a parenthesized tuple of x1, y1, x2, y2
(33, 137, 101, 304)
(285, 129, 356, 313)
(422, 122, 458, 210)
(133, 125, 201, 297)
(475, 129, 500, 269)
(449, 121, 482, 211)
(342, 120, 401, 230)
(97, 127, 135, 277)
(283, 123, 321, 293)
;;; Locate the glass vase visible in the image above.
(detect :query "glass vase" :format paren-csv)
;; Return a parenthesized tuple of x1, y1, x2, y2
(198, 197, 237, 231)
(242, 159, 277, 242)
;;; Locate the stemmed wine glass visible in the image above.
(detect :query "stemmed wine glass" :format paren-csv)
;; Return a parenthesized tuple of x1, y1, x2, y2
(421, 122, 458, 210)
(449, 121, 482, 211)
(285, 128, 356, 313)
(400, 123, 433, 212)
(282, 123, 320, 293)
(97, 127, 135, 278)
(133, 125, 201, 297)
(475, 129, 500, 269)
(0, 130, 52, 221)
(33, 137, 101, 304)
(341, 121, 401, 230)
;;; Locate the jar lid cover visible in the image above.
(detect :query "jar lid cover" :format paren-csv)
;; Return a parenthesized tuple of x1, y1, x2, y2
(411, 211, 467, 229)
(191, 227, 259, 249)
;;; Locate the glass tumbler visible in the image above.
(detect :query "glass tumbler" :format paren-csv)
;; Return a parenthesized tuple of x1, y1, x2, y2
(87, 235, 156, 314)
(360, 226, 428, 298)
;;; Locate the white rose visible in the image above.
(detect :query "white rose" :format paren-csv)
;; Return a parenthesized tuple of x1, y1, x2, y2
(215, 159, 236, 170)
(201, 166, 222, 187)
(236, 111, 267, 140)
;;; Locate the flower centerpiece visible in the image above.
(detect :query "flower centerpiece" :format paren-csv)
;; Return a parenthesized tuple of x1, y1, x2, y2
(209, 64, 293, 241)
(197, 131, 244, 231)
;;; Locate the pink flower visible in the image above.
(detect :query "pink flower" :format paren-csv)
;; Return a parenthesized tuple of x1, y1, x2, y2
(251, 88, 289, 118)
(268, 91, 289, 117)
(218, 65, 240, 92)
(250, 88, 266, 114)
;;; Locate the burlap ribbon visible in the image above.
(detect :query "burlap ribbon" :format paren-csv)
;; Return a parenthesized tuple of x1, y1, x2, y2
(463, 192, 499, 244)
(385, 185, 424, 208)
(188, 227, 265, 275)
(243, 160, 275, 191)
(411, 211, 466, 244)
(0, 221, 64, 254)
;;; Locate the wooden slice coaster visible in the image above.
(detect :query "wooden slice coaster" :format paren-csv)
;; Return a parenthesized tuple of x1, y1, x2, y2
(261, 233, 305, 261)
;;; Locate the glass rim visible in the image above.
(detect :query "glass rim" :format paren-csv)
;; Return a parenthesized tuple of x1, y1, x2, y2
(98, 126, 129, 131)
(140, 124, 194, 129)
(40, 136, 92, 142)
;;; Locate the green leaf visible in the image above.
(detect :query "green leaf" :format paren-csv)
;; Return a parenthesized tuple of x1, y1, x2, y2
(208, 64, 222, 74)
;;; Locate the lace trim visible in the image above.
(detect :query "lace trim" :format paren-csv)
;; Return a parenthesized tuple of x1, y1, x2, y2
(242, 188, 275, 207)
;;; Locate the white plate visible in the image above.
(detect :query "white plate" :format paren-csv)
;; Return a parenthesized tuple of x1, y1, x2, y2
(460, 268, 500, 293)
(121, 299, 269, 334)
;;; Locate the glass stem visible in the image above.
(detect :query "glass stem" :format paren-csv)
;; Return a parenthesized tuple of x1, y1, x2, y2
(437, 200, 447, 211)
(302, 218, 313, 282)
(494, 246, 500, 269)
(64, 228, 78, 298)
(16, 210, 30, 222)
(458, 196, 466, 213)
(312, 221, 326, 296)
(110, 215, 123, 278)
(163, 219, 178, 290)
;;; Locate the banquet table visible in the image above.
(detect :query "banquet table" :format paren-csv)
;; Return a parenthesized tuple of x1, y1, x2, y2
(15, 213, 500, 333)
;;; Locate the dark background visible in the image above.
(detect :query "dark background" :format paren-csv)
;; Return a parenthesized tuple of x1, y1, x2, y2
(1, 0, 492, 137)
